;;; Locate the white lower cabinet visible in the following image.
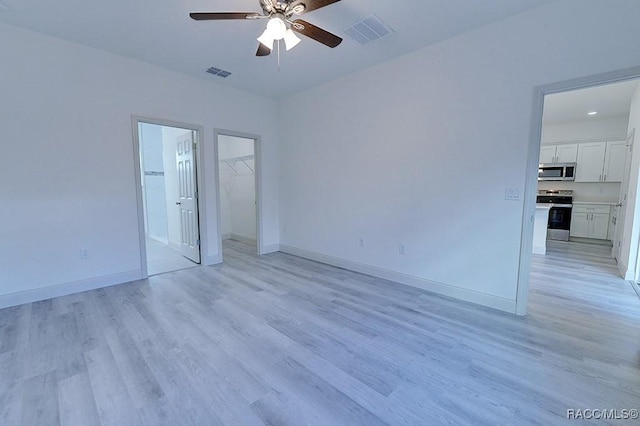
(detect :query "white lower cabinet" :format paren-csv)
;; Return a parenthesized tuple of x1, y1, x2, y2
(570, 205, 610, 240)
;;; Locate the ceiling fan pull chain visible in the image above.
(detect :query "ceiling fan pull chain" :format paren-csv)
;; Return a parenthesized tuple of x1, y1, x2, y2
(277, 40, 281, 72)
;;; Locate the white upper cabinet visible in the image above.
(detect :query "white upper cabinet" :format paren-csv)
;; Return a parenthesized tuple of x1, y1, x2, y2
(576, 142, 607, 182)
(539, 146, 556, 163)
(540, 143, 577, 164)
(603, 140, 627, 182)
(575, 140, 626, 183)
(555, 144, 578, 163)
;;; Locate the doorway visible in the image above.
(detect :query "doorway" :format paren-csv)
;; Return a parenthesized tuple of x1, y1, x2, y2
(215, 130, 261, 259)
(516, 68, 640, 315)
(135, 120, 202, 276)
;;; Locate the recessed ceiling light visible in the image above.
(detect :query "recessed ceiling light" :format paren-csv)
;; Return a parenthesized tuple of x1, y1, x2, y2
(587, 111, 598, 116)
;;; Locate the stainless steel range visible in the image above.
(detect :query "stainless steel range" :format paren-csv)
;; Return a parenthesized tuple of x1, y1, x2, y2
(536, 190, 573, 241)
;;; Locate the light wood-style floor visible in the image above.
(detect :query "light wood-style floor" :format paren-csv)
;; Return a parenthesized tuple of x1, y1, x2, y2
(145, 238, 197, 276)
(1, 239, 639, 425)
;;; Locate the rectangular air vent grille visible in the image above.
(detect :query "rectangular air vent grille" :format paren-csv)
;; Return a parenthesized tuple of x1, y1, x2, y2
(206, 67, 232, 78)
(344, 14, 394, 45)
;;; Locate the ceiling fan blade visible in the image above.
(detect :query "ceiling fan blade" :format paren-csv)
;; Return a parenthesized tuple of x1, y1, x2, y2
(256, 43, 271, 57)
(189, 12, 261, 20)
(289, 0, 341, 15)
(291, 19, 343, 48)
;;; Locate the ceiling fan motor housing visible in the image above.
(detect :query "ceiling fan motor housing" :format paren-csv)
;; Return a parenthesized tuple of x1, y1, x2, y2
(261, 0, 306, 17)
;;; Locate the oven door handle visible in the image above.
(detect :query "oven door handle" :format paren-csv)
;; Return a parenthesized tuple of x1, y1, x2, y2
(548, 203, 573, 208)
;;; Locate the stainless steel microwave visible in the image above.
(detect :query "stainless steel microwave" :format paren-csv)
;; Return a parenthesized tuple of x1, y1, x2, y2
(538, 163, 576, 181)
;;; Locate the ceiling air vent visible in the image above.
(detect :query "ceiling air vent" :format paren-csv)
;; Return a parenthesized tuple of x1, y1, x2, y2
(206, 67, 232, 78)
(344, 14, 394, 45)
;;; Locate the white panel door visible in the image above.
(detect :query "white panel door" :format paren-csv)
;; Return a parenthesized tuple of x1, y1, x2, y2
(176, 132, 200, 263)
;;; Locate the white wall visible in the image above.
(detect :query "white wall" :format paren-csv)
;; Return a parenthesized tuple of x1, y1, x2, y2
(277, 0, 640, 312)
(541, 117, 629, 144)
(620, 85, 640, 278)
(140, 123, 168, 243)
(0, 23, 279, 307)
(218, 135, 256, 241)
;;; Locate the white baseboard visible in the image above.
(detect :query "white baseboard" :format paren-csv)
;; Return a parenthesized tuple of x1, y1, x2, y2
(619, 258, 634, 280)
(532, 245, 546, 255)
(148, 235, 168, 245)
(631, 281, 640, 299)
(260, 243, 280, 255)
(279, 245, 516, 314)
(0, 270, 142, 309)
(204, 253, 223, 266)
(230, 233, 257, 245)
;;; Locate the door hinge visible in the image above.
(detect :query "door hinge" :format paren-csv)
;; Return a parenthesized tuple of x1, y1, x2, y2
(192, 141, 197, 150)
(196, 239, 200, 246)
(194, 191, 198, 199)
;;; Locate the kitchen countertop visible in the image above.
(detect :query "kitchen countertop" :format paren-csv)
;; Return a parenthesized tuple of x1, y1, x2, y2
(572, 201, 619, 206)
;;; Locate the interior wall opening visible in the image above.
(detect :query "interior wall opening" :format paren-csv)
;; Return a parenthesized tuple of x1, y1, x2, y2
(138, 121, 201, 276)
(217, 134, 258, 256)
(526, 76, 640, 313)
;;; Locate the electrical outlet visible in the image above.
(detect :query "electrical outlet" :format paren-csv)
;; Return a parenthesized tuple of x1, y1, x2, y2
(359, 238, 365, 247)
(80, 248, 89, 260)
(505, 187, 521, 201)
(399, 244, 405, 255)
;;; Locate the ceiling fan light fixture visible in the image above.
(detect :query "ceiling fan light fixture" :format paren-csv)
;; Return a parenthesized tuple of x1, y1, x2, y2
(284, 29, 301, 50)
(266, 16, 287, 40)
(257, 29, 275, 50)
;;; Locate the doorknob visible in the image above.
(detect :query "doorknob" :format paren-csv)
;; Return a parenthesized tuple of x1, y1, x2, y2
(175, 201, 182, 205)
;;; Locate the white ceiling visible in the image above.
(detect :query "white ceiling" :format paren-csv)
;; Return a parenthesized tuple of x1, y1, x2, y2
(543, 79, 639, 125)
(0, 0, 558, 98)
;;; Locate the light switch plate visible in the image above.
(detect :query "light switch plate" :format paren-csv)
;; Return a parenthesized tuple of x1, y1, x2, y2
(505, 187, 521, 201)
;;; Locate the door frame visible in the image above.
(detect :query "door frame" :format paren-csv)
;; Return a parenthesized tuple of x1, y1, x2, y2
(614, 129, 634, 262)
(132, 116, 207, 278)
(213, 128, 263, 260)
(515, 66, 640, 316)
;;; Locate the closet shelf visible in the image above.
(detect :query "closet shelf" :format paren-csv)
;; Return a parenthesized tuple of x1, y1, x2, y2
(220, 155, 254, 174)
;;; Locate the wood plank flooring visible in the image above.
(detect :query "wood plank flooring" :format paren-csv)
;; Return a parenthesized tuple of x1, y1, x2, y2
(1, 239, 639, 425)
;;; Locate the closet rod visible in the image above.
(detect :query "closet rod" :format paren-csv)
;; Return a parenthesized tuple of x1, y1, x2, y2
(220, 154, 254, 174)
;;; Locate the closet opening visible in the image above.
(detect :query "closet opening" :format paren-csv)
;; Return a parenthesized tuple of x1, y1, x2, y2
(215, 131, 261, 259)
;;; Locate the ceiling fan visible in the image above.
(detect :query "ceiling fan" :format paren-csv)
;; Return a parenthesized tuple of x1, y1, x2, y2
(190, 0, 343, 57)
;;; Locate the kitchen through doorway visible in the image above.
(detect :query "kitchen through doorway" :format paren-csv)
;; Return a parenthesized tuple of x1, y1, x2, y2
(137, 121, 202, 276)
(524, 75, 640, 314)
